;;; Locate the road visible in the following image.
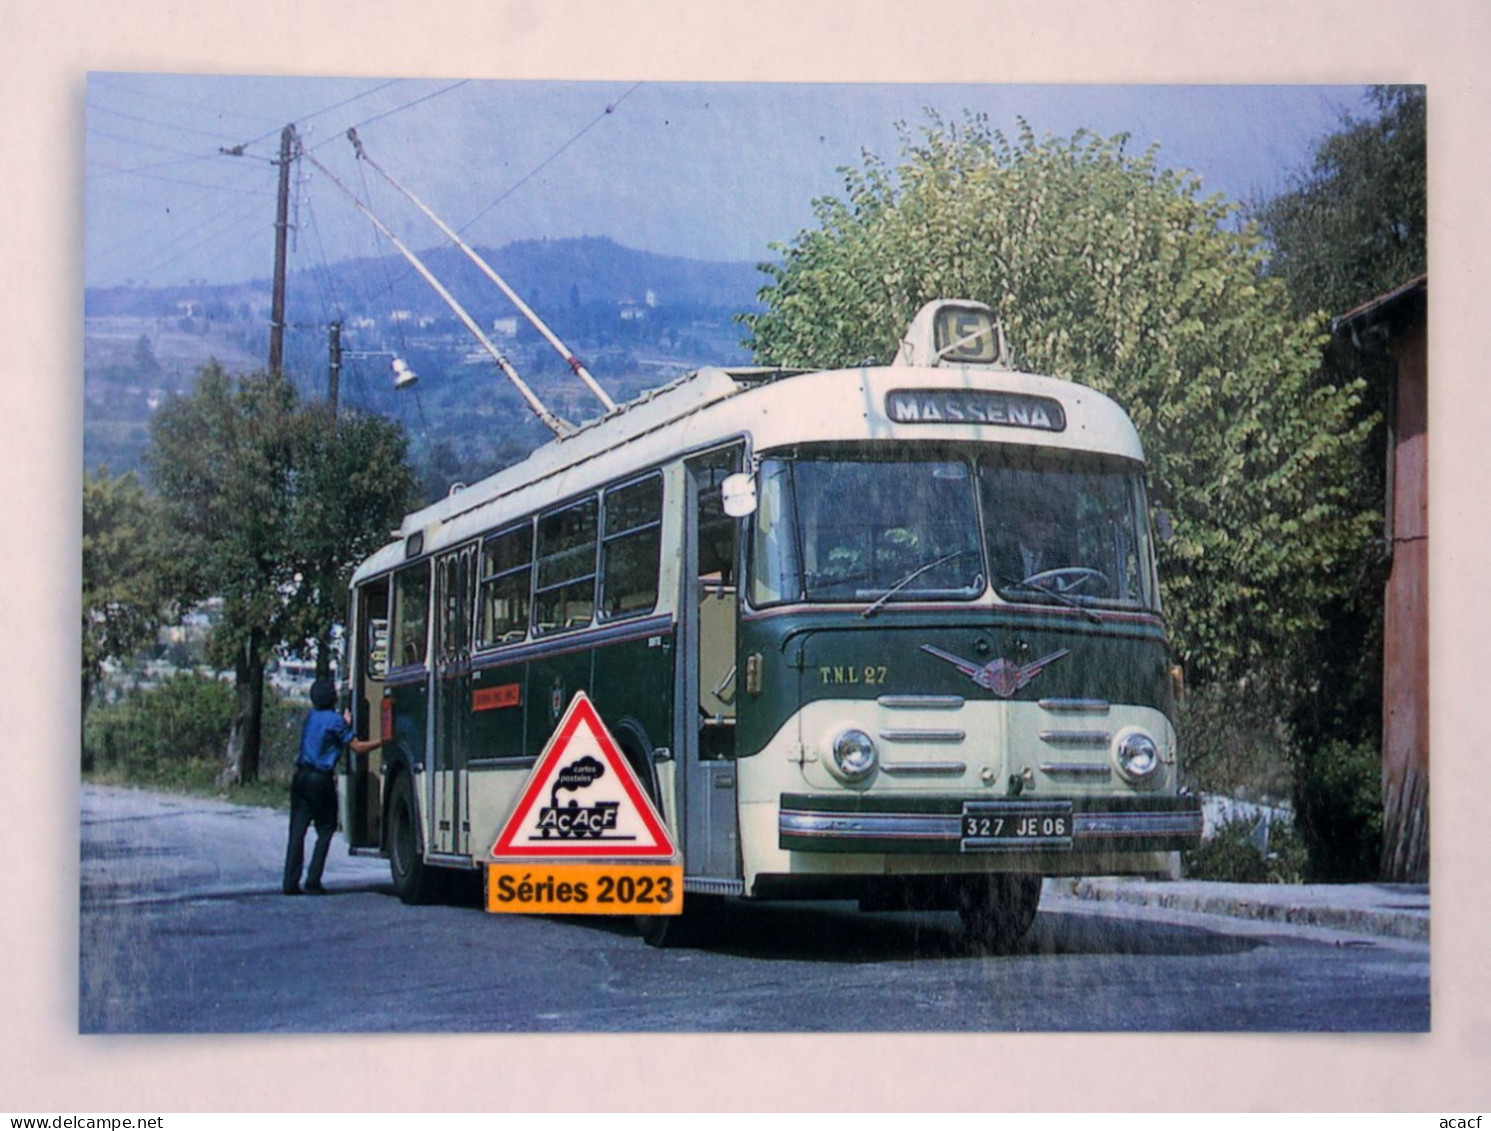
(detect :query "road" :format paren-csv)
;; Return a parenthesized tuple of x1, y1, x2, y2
(79, 784, 1429, 1033)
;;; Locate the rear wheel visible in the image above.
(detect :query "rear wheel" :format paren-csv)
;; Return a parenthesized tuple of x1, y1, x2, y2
(388, 773, 432, 905)
(618, 737, 686, 948)
(636, 893, 720, 949)
(957, 874, 1042, 953)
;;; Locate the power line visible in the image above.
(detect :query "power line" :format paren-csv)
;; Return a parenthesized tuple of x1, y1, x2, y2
(88, 74, 285, 128)
(339, 79, 471, 137)
(86, 126, 227, 164)
(86, 100, 248, 145)
(332, 82, 641, 304)
(106, 191, 271, 285)
(300, 78, 405, 127)
(88, 156, 279, 281)
(234, 78, 408, 154)
(85, 158, 276, 195)
(457, 82, 642, 236)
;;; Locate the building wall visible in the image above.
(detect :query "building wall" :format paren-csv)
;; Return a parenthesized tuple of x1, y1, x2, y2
(1381, 317, 1428, 882)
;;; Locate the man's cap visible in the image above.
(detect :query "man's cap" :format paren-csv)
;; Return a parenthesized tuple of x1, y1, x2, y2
(309, 677, 337, 711)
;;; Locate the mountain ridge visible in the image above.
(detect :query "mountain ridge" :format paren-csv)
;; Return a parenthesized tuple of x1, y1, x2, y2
(84, 235, 767, 319)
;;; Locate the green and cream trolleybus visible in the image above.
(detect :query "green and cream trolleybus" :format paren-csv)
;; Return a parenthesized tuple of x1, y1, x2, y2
(341, 299, 1203, 950)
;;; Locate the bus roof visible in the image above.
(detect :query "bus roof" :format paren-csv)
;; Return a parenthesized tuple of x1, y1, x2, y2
(352, 361, 1145, 582)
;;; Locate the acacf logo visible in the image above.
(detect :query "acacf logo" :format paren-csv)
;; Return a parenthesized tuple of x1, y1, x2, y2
(537, 756, 622, 840)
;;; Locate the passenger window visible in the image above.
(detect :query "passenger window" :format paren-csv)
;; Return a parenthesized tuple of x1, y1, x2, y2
(600, 475, 663, 619)
(478, 524, 533, 647)
(391, 564, 431, 668)
(534, 497, 598, 633)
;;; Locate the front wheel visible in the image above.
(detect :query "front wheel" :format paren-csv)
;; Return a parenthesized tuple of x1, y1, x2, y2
(957, 874, 1042, 953)
(388, 773, 432, 905)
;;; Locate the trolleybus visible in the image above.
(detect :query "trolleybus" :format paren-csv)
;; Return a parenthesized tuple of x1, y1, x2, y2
(340, 298, 1203, 949)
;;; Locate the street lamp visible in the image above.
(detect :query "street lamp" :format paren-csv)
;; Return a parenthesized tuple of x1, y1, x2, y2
(329, 319, 419, 414)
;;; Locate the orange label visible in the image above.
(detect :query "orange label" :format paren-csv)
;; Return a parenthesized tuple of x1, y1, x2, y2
(486, 862, 683, 915)
(473, 683, 522, 712)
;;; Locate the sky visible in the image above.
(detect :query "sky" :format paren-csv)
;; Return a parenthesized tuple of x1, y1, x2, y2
(83, 77, 1374, 291)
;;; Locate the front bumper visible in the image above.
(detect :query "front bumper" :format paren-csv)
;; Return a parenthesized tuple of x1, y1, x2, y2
(779, 792, 1203, 855)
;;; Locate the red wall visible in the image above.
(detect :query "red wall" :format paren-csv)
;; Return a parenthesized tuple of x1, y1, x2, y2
(1381, 318, 1428, 882)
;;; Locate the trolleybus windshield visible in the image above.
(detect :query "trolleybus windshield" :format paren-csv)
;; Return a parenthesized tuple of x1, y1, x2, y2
(749, 448, 1158, 612)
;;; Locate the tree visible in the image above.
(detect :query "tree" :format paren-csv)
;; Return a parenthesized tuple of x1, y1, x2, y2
(282, 402, 423, 679)
(146, 364, 418, 784)
(743, 116, 1377, 689)
(81, 467, 170, 731)
(1255, 86, 1425, 323)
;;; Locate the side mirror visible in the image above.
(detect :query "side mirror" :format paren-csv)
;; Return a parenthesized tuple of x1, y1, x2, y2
(721, 472, 758, 518)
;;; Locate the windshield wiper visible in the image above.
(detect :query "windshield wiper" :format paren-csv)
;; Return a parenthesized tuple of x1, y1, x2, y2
(863, 549, 979, 618)
(998, 577, 1103, 624)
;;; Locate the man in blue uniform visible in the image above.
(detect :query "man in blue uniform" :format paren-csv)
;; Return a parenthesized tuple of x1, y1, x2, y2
(283, 676, 380, 895)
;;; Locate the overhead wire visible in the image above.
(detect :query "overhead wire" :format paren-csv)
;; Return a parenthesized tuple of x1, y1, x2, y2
(86, 100, 249, 145)
(456, 81, 642, 236)
(88, 78, 415, 289)
(88, 154, 276, 283)
(115, 190, 272, 285)
(344, 81, 642, 331)
(85, 159, 277, 195)
(85, 126, 232, 164)
(225, 78, 408, 156)
(88, 74, 285, 127)
(310, 79, 472, 150)
(89, 74, 643, 418)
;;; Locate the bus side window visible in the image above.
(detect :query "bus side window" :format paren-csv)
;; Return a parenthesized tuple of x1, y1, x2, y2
(392, 564, 431, 668)
(478, 523, 533, 647)
(534, 496, 599, 634)
(600, 474, 663, 620)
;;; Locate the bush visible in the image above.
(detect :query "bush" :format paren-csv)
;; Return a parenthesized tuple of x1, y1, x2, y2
(83, 672, 303, 793)
(1183, 816, 1308, 884)
(1180, 681, 1384, 883)
(1178, 679, 1293, 803)
(1292, 738, 1382, 881)
(84, 672, 234, 770)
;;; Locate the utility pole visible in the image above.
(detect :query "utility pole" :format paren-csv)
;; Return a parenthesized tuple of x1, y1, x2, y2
(268, 124, 296, 375)
(327, 319, 342, 417)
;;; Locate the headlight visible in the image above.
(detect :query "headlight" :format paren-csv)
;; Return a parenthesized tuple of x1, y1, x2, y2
(831, 728, 878, 782)
(1114, 729, 1161, 786)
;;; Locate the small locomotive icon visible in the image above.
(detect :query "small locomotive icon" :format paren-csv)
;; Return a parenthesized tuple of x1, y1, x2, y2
(535, 755, 624, 839)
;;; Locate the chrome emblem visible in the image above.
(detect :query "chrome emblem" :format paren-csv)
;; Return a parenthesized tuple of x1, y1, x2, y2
(919, 644, 1070, 698)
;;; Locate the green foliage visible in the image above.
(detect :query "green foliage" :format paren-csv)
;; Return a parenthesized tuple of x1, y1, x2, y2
(146, 362, 419, 663)
(1293, 738, 1383, 882)
(82, 467, 171, 718)
(1255, 86, 1425, 320)
(743, 115, 1377, 686)
(1178, 679, 1293, 803)
(83, 674, 301, 800)
(1182, 816, 1307, 884)
(280, 402, 423, 659)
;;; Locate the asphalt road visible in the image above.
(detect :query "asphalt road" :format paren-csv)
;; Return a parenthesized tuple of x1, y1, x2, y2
(79, 785, 1430, 1034)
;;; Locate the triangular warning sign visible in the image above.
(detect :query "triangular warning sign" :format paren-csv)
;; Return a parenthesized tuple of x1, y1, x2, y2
(492, 692, 676, 858)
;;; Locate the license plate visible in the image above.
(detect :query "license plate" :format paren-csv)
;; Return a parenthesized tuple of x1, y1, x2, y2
(961, 802, 1073, 850)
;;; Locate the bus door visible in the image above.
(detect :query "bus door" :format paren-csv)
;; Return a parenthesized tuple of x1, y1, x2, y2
(678, 447, 744, 886)
(343, 576, 390, 850)
(432, 544, 477, 858)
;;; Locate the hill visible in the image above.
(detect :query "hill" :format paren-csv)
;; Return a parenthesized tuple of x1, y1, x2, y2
(84, 237, 769, 491)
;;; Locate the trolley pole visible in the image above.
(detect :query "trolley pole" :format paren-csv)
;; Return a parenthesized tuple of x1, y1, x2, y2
(268, 124, 296, 375)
